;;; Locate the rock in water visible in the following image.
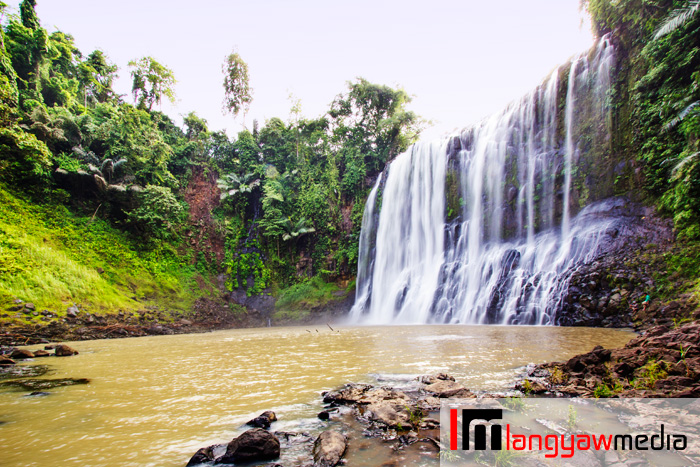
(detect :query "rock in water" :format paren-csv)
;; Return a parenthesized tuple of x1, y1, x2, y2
(312, 430, 347, 467)
(218, 428, 280, 464)
(54, 344, 79, 356)
(246, 410, 277, 429)
(10, 349, 34, 359)
(0, 355, 16, 365)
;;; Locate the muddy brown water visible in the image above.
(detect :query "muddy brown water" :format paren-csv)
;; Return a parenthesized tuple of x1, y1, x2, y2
(0, 325, 634, 466)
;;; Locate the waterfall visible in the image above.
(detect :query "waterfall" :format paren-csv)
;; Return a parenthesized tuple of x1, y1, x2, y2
(350, 35, 615, 325)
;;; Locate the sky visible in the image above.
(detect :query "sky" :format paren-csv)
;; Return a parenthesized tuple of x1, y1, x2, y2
(3, 0, 595, 141)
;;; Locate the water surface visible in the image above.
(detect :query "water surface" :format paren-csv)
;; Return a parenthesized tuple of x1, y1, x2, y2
(0, 325, 634, 466)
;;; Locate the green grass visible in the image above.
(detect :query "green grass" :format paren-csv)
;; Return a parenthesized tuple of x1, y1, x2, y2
(273, 276, 344, 320)
(0, 185, 210, 324)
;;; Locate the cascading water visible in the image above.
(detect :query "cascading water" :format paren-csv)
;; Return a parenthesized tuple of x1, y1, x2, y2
(350, 35, 615, 325)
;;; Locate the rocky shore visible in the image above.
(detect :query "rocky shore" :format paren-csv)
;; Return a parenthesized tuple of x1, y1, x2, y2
(185, 374, 467, 466)
(519, 322, 700, 398)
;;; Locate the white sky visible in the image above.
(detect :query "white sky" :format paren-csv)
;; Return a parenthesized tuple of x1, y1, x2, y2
(4, 0, 594, 141)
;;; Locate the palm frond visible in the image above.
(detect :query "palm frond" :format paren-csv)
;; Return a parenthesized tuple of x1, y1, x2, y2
(664, 101, 699, 131)
(671, 152, 700, 179)
(654, 0, 700, 40)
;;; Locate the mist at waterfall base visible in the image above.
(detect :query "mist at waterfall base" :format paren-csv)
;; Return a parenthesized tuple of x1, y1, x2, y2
(351, 36, 619, 326)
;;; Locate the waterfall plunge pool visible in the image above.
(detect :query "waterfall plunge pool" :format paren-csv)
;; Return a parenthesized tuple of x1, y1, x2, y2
(0, 325, 634, 466)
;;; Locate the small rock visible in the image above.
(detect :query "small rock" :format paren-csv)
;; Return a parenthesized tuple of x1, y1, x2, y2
(186, 445, 218, 466)
(0, 355, 16, 365)
(180, 319, 193, 325)
(218, 428, 280, 464)
(27, 391, 50, 397)
(66, 306, 79, 318)
(312, 430, 347, 467)
(54, 344, 78, 356)
(13, 299, 23, 304)
(318, 411, 331, 421)
(10, 349, 34, 359)
(246, 410, 277, 429)
(25, 303, 36, 311)
(96, 267, 104, 274)
(33, 350, 50, 357)
(44, 345, 56, 350)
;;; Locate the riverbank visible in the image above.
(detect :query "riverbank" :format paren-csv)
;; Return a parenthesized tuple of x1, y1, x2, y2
(518, 321, 700, 398)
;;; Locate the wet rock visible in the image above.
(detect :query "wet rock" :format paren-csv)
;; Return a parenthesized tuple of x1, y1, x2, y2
(26, 391, 50, 397)
(218, 428, 280, 464)
(33, 350, 50, 357)
(54, 344, 78, 356)
(364, 401, 413, 429)
(186, 444, 226, 466)
(9, 349, 34, 360)
(246, 410, 277, 429)
(422, 379, 472, 398)
(0, 355, 15, 365)
(318, 411, 331, 421)
(0, 377, 90, 392)
(312, 430, 347, 467)
(322, 383, 372, 404)
(416, 373, 455, 384)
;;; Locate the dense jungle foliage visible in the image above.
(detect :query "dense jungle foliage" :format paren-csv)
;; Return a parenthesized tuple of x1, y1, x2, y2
(0, 0, 698, 319)
(583, 0, 700, 239)
(0, 0, 421, 316)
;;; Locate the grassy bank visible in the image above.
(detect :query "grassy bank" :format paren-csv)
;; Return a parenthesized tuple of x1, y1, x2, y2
(0, 186, 211, 325)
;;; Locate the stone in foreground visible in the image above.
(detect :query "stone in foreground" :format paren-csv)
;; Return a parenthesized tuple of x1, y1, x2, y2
(217, 428, 280, 464)
(312, 430, 347, 467)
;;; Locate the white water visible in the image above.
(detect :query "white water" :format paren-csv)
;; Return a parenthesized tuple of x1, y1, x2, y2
(351, 36, 614, 325)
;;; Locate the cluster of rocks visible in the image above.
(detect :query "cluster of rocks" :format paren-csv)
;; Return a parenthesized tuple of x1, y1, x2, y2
(0, 343, 79, 365)
(187, 411, 347, 467)
(519, 322, 700, 397)
(187, 374, 465, 466)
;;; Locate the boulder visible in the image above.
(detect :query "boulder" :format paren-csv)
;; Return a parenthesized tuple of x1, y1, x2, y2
(33, 350, 50, 357)
(246, 410, 277, 429)
(312, 430, 347, 467)
(422, 379, 472, 398)
(0, 355, 15, 365)
(218, 428, 280, 464)
(364, 401, 413, 429)
(54, 344, 79, 356)
(322, 383, 372, 404)
(10, 349, 34, 359)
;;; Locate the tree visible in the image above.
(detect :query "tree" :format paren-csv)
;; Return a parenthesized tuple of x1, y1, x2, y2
(278, 217, 315, 242)
(19, 0, 39, 31)
(329, 78, 422, 174)
(128, 56, 176, 111)
(78, 50, 118, 106)
(217, 172, 260, 201)
(183, 111, 208, 140)
(222, 51, 252, 118)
